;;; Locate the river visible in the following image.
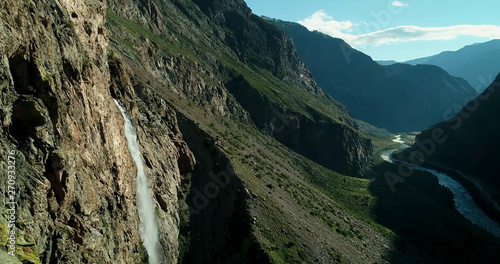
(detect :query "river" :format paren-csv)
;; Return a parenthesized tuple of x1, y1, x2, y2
(382, 136, 500, 238)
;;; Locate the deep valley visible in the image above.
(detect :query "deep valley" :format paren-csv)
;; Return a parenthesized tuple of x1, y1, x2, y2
(1, 0, 499, 263)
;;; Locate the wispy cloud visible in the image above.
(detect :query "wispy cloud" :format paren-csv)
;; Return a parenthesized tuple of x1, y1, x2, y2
(298, 10, 357, 43)
(391, 1, 409, 7)
(298, 10, 500, 47)
(354, 25, 500, 45)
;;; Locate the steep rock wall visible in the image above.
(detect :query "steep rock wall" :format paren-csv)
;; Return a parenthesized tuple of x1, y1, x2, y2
(0, 1, 194, 263)
(226, 75, 372, 176)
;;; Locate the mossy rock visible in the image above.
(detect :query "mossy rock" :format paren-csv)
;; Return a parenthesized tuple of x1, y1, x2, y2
(14, 245, 40, 264)
(0, 215, 39, 263)
(33, 58, 56, 94)
(0, 218, 8, 247)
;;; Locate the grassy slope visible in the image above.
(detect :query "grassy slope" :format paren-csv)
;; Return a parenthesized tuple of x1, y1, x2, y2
(105, 9, 406, 263)
(106, 8, 383, 226)
(124, 59, 396, 263)
(105, 6, 500, 264)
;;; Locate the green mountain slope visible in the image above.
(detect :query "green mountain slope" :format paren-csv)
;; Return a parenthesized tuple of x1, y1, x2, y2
(105, 0, 389, 263)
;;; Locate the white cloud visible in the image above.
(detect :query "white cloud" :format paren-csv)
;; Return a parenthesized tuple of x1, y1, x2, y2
(354, 25, 500, 45)
(391, 1, 409, 7)
(298, 10, 357, 43)
(298, 10, 500, 47)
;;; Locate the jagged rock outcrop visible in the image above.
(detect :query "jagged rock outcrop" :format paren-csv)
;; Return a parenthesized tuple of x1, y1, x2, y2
(176, 115, 269, 264)
(193, 0, 322, 95)
(0, 0, 142, 262)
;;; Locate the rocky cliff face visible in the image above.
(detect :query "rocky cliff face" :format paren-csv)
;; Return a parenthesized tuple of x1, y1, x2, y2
(194, 0, 322, 95)
(0, 0, 193, 263)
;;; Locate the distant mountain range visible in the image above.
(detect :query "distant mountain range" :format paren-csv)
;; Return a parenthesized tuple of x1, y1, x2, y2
(382, 40, 500, 92)
(267, 18, 476, 132)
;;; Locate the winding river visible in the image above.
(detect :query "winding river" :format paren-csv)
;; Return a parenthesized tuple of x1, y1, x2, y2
(382, 136, 500, 238)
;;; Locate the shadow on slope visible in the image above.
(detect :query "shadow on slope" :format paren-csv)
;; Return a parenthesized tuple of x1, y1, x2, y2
(176, 115, 271, 264)
(368, 161, 500, 263)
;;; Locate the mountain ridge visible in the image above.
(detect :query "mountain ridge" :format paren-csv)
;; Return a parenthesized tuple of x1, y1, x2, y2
(266, 18, 476, 133)
(405, 39, 500, 91)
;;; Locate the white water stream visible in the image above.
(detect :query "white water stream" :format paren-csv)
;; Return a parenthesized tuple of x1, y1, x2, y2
(114, 99, 160, 263)
(392, 134, 405, 144)
(382, 136, 500, 238)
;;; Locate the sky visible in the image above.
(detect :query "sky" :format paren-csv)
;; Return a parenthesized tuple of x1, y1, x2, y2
(243, 0, 500, 61)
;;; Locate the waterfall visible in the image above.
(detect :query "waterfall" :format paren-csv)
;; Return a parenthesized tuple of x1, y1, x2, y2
(114, 99, 160, 264)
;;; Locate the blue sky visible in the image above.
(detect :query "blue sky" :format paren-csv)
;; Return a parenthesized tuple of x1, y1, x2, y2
(244, 0, 500, 61)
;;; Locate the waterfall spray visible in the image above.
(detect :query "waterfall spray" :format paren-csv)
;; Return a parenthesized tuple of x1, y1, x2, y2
(114, 99, 160, 264)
